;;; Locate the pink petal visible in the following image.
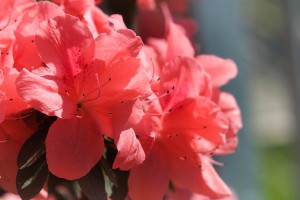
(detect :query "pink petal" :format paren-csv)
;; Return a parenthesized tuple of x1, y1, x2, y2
(94, 29, 143, 65)
(46, 117, 104, 180)
(35, 15, 95, 78)
(128, 145, 169, 200)
(200, 156, 232, 198)
(52, 0, 94, 16)
(111, 99, 144, 136)
(0, 118, 37, 193)
(137, 0, 156, 10)
(162, 97, 228, 148)
(96, 57, 151, 99)
(170, 155, 231, 198)
(147, 38, 168, 64)
(0, 70, 4, 122)
(218, 92, 242, 135)
(174, 18, 197, 41)
(16, 69, 76, 118)
(0, 42, 14, 74)
(196, 55, 238, 87)
(13, 1, 64, 71)
(113, 128, 145, 170)
(108, 14, 127, 30)
(163, 6, 195, 60)
(0, 91, 5, 122)
(215, 92, 242, 155)
(36, 1, 65, 20)
(90, 98, 144, 138)
(0, 139, 21, 193)
(159, 57, 211, 111)
(1, 71, 30, 116)
(143, 7, 194, 62)
(166, 187, 210, 200)
(83, 7, 110, 38)
(138, 45, 160, 83)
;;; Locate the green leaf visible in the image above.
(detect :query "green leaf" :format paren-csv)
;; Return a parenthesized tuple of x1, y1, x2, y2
(100, 157, 118, 187)
(17, 116, 56, 169)
(16, 155, 48, 200)
(77, 163, 107, 200)
(103, 169, 114, 197)
(47, 174, 79, 200)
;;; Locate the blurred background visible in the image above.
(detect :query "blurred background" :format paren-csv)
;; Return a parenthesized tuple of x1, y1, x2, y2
(191, 0, 299, 200)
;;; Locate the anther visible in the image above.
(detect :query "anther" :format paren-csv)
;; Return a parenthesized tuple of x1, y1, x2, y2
(179, 156, 187, 160)
(0, 138, 9, 143)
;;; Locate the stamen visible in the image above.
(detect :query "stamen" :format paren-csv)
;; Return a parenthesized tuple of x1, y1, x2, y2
(4, 109, 34, 120)
(80, 75, 111, 104)
(149, 59, 155, 83)
(0, 138, 9, 143)
(179, 156, 187, 160)
(144, 85, 175, 104)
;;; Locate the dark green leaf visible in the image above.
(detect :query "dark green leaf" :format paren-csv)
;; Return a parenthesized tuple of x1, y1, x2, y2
(47, 173, 79, 200)
(100, 157, 118, 187)
(16, 155, 48, 200)
(77, 163, 107, 200)
(110, 169, 129, 200)
(17, 116, 56, 169)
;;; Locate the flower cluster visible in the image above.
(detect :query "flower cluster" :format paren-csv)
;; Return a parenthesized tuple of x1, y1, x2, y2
(0, 0, 242, 200)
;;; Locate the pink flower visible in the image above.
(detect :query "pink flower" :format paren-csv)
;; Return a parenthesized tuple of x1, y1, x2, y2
(12, 1, 65, 72)
(196, 55, 238, 88)
(16, 15, 151, 179)
(0, 70, 30, 117)
(128, 57, 231, 199)
(144, 10, 242, 155)
(196, 55, 242, 154)
(0, 1, 64, 122)
(0, 0, 36, 73)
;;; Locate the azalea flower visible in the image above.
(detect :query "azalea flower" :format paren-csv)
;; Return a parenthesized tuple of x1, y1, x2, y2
(0, 1, 65, 123)
(128, 56, 231, 200)
(144, 9, 242, 154)
(196, 55, 242, 154)
(16, 14, 151, 180)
